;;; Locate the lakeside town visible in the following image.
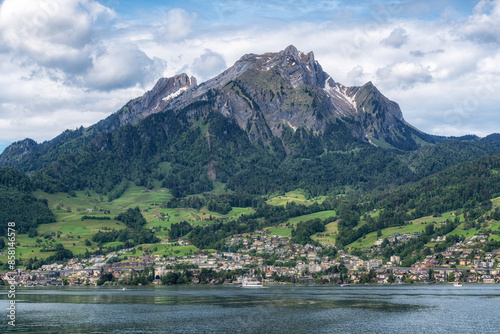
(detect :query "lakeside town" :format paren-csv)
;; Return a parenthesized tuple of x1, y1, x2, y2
(3, 228, 500, 287)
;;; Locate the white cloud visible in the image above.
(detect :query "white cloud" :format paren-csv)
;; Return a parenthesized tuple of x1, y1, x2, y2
(155, 8, 197, 41)
(459, 0, 500, 44)
(376, 62, 432, 90)
(381, 27, 408, 48)
(0, 0, 115, 74)
(85, 43, 167, 91)
(0, 0, 166, 91)
(191, 50, 227, 82)
(477, 52, 500, 74)
(345, 65, 365, 86)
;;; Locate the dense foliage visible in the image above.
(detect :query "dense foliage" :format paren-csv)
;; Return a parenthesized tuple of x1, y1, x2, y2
(373, 154, 500, 218)
(0, 167, 55, 236)
(334, 153, 500, 247)
(166, 193, 264, 212)
(169, 221, 193, 240)
(291, 218, 326, 244)
(92, 208, 159, 246)
(92, 228, 159, 246)
(115, 207, 147, 229)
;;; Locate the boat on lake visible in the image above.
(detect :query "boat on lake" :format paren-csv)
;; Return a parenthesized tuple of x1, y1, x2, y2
(241, 279, 264, 288)
(453, 282, 463, 287)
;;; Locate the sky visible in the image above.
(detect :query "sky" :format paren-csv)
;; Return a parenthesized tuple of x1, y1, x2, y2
(0, 0, 499, 153)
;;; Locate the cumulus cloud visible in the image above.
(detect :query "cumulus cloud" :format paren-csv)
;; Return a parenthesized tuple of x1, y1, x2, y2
(0, 0, 168, 92)
(346, 65, 365, 86)
(85, 43, 167, 91)
(477, 52, 500, 74)
(376, 62, 432, 90)
(156, 8, 197, 41)
(381, 27, 408, 48)
(0, 0, 115, 74)
(191, 50, 227, 81)
(459, 0, 500, 44)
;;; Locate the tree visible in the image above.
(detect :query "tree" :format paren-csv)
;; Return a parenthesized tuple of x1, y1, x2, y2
(388, 273, 395, 283)
(162, 272, 179, 285)
(425, 223, 434, 236)
(428, 269, 435, 281)
(28, 228, 38, 238)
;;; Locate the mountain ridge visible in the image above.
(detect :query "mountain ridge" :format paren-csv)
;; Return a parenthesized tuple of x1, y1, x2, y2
(1, 46, 500, 199)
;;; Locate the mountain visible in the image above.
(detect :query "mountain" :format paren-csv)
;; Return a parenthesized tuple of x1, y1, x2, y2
(1, 46, 429, 169)
(0, 74, 197, 172)
(1, 45, 500, 198)
(152, 45, 435, 150)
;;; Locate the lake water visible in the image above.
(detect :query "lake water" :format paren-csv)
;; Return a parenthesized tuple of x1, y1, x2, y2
(1, 284, 499, 333)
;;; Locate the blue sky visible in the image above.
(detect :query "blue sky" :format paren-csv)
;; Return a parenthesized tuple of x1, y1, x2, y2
(101, 0, 477, 24)
(0, 0, 499, 154)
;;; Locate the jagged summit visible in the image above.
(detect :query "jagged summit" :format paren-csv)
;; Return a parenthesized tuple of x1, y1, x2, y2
(221, 45, 326, 88)
(164, 45, 420, 148)
(117, 73, 197, 126)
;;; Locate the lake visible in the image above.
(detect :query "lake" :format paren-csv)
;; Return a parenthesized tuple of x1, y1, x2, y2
(1, 284, 499, 333)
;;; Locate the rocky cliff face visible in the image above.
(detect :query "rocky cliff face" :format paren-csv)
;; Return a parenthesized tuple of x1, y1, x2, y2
(117, 74, 197, 126)
(153, 45, 431, 149)
(0, 45, 435, 172)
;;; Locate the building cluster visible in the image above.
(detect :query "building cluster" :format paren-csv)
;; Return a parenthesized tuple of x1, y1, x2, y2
(2, 231, 500, 286)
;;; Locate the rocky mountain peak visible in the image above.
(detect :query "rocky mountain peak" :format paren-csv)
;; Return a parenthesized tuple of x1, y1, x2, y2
(158, 45, 420, 149)
(280, 45, 315, 66)
(356, 81, 405, 122)
(282, 44, 300, 56)
(118, 73, 197, 125)
(0, 138, 37, 168)
(238, 45, 326, 88)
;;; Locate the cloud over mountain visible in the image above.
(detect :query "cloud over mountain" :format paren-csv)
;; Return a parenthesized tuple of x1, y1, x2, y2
(191, 50, 227, 82)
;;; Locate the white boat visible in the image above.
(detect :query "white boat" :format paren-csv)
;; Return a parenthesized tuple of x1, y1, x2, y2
(340, 284, 350, 287)
(453, 282, 463, 287)
(241, 279, 264, 288)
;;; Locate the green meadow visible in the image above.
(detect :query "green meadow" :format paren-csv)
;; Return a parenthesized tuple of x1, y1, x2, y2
(347, 211, 462, 249)
(266, 189, 326, 206)
(312, 221, 339, 245)
(286, 210, 337, 224)
(263, 210, 338, 242)
(2, 184, 257, 263)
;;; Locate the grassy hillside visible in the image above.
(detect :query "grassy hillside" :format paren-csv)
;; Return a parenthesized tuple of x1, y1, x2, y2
(1, 179, 499, 268)
(0, 184, 257, 264)
(347, 196, 500, 249)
